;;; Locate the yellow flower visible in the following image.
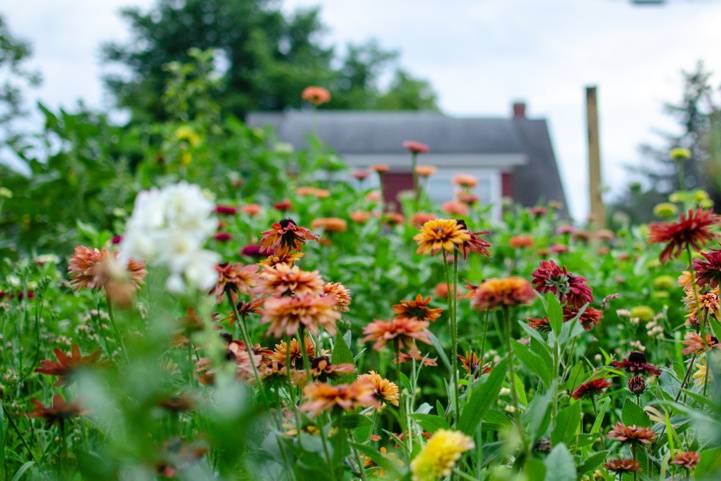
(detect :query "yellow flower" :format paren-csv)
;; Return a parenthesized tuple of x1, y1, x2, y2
(175, 126, 201, 148)
(410, 429, 474, 481)
(670, 147, 691, 160)
(693, 359, 707, 387)
(653, 275, 674, 291)
(694, 189, 710, 202)
(630, 306, 654, 321)
(413, 219, 470, 256)
(653, 202, 678, 218)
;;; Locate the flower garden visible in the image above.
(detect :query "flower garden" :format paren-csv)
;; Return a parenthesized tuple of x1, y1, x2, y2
(2, 93, 721, 481)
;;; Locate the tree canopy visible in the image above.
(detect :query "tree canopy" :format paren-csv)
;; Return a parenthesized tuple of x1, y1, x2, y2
(102, 0, 438, 122)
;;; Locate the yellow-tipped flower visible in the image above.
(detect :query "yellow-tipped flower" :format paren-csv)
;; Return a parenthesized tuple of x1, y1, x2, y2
(410, 429, 474, 481)
(413, 219, 470, 256)
(653, 275, 675, 291)
(630, 306, 654, 322)
(653, 202, 678, 218)
(670, 147, 691, 160)
(693, 359, 707, 387)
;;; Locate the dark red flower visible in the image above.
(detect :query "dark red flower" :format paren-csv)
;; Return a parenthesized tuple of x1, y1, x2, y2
(455, 220, 491, 258)
(571, 378, 611, 399)
(240, 244, 265, 258)
(111, 235, 123, 245)
(36, 344, 101, 384)
(273, 199, 292, 211)
(402, 140, 430, 154)
(458, 351, 491, 378)
(532, 260, 593, 307)
(649, 208, 720, 263)
(214, 232, 232, 242)
(611, 351, 661, 376)
(26, 395, 84, 426)
(527, 317, 550, 331)
(563, 305, 603, 331)
(693, 249, 721, 287)
(214, 204, 237, 215)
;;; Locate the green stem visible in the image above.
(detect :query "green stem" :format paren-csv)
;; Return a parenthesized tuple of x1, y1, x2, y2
(319, 413, 337, 481)
(675, 354, 697, 403)
(411, 153, 419, 205)
(105, 292, 128, 363)
(297, 327, 313, 382)
(227, 291, 263, 388)
(503, 307, 527, 451)
(443, 251, 460, 426)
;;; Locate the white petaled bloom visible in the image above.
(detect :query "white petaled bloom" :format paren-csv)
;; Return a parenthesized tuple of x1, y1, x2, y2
(119, 182, 219, 294)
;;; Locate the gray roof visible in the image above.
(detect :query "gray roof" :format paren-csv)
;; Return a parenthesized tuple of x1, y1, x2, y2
(247, 110, 567, 210)
(248, 111, 525, 154)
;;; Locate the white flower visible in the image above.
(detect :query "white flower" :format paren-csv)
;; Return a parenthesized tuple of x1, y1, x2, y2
(119, 182, 219, 294)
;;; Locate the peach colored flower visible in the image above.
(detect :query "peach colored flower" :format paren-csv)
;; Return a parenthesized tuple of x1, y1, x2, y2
(452, 174, 477, 188)
(471, 277, 535, 310)
(211, 263, 257, 302)
(355, 371, 399, 407)
(442, 201, 469, 216)
(363, 317, 431, 351)
(350, 211, 372, 224)
(300, 381, 376, 417)
(301, 86, 331, 105)
(261, 294, 340, 337)
(415, 165, 436, 177)
(311, 217, 348, 233)
(241, 203, 262, 216)
(322, 282, 351, 312)
(259, 264, 323, 297)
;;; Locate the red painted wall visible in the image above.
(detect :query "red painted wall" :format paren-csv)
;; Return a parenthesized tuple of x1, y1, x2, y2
(382, 172, 413, 211)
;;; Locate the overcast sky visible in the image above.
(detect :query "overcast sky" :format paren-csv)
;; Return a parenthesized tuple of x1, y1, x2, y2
(4, 0, 721, 219)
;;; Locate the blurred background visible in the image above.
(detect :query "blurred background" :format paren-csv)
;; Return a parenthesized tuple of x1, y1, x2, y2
(2, 0, 721, 223)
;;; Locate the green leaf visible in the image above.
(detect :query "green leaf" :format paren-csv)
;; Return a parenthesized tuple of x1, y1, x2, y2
(543, 443, 576, 481)
(591, 398, 611, 434)
(411, 414, 449, 433)
(525, 457, 547, 481)
(513, 340, 552, 388)
(458, 358, 509, 435)
(11, 462, 34, 481)
(523, 386, 553, 443)
(578, 451, 608, 475)
(545, 292, 564, 337)
(331, 332, 355, 383)
(551, 402, 581, 446)
(695, 447, 721, 478)
(428, 332, 451, 372)
(331, 331, 354, 365)
(622, 399, 651, 427)
(350, 442, 402, 477)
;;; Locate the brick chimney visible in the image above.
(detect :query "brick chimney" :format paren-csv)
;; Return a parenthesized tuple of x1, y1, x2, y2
(512, 101, 527, 119)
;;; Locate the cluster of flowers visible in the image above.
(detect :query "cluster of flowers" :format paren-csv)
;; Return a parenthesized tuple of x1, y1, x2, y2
(118, 182, 220, 293)
(529, 259, 602, 331)
(200, 217, 401, 421)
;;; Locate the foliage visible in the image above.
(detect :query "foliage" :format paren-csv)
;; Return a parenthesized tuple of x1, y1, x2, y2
(101, 0, 438, 122)
(613, 62, 721, 223)
(0, 13, 41, 150)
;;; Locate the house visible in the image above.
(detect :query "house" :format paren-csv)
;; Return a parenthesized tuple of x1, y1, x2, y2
(247, 102, 566, 217)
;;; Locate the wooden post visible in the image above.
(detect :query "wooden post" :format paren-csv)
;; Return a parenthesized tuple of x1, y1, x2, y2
(585, 86, 605, 229)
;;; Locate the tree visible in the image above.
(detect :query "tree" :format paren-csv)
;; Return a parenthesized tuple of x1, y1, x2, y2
(102, 0, 437, 122)
(0, 13, 41, 151)
(612, 62, 721, 223)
